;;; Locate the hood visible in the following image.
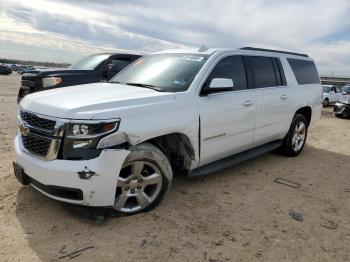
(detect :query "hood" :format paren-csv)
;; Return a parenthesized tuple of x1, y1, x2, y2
(338, 95, 350, 104)
(20, 82, 176, 119)
(23, 69, 91, 78)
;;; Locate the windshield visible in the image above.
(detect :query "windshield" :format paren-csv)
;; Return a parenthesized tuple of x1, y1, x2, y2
(111, 53, 207, 92)
(69, 54, 110, 70)
(323, 86, 331, 93)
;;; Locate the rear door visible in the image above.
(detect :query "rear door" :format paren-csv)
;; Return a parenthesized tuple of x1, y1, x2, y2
(198, 55, 256, 166)
(245, 56, 291, 146)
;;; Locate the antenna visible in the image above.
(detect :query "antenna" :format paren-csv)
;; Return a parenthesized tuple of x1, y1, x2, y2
(198, 44, 209, 52)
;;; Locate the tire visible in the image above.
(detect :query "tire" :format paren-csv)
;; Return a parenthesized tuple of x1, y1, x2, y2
(335, 113, 343, 118)
(279, 114, 308, 157)
(323, 98, 329, 107)
(112, 142, 172, 215)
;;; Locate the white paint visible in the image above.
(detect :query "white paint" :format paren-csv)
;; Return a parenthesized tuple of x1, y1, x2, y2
(16, 48, 322, 207)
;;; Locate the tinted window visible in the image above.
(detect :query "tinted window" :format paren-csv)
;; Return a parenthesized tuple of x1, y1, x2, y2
(108, 59, 131, 72)
(246, 56, 277, 88)
(287, 58, 320, 85)
(336, 87, 342, 93)
(323, 86, 331, 93)
(204, 56, 247, 91)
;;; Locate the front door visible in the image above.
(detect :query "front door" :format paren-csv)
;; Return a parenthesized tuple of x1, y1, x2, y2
(198, 55, 256, 167)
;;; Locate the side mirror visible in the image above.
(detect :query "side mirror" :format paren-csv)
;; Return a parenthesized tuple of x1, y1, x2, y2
(204, 78, 234, 94)
(342, 91, 347, 95)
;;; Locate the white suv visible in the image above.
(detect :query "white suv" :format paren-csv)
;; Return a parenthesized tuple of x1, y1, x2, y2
(322, 85, 342, 107)
(14, 47, 322, 215)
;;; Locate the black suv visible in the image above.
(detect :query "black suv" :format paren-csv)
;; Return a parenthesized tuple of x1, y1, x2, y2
(0, 65, 12, 75)
(18, 53, 142, 102)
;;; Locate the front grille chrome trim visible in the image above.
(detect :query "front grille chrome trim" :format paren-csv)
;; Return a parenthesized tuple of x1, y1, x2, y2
(19, 110, 67, 161)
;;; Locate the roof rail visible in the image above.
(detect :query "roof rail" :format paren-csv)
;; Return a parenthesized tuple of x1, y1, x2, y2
(240, 47, 309, 57)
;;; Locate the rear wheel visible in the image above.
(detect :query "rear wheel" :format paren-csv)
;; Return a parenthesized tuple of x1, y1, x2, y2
(279, 114, 308, 157)
(113, 143, 172, 215)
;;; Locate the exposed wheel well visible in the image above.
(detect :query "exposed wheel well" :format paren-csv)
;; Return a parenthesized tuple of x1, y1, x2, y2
(145, 133, 195, 172)
(295, 106, 312, 126)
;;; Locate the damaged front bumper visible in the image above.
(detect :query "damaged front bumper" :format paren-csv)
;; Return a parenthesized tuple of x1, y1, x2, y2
(334, 102, 350, 116)
(14, 135, 130, 207)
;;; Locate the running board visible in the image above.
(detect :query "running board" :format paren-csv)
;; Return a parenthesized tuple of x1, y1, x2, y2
(189, 140, 282, 178)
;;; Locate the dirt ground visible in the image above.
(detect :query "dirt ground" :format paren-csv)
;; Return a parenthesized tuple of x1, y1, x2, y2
(0, 74, 349, 262)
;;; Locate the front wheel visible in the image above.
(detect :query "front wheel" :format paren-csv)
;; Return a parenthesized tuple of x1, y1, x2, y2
(323, 98, 329, 107)
(279, 114, 308, 157)
(113, 143, 172, 215)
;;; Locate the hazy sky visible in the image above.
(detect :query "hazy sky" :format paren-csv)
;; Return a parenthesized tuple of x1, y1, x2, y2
(1, 0, 350, 75)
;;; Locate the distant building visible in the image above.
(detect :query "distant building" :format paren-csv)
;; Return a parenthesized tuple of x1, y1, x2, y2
(320, 75, 350, 86)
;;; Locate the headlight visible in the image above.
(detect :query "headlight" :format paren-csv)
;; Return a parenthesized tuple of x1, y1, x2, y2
(42, 77, 62, 88)
(66, 121, 119, 139)
(62, 120, 120, 159)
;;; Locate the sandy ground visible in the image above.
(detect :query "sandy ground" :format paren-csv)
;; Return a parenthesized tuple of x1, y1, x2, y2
(0, 74, 349, 262)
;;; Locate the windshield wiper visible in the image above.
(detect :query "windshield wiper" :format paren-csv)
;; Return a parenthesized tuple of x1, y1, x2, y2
(125, 82, 164, 92)
(109, 81, 165, 92)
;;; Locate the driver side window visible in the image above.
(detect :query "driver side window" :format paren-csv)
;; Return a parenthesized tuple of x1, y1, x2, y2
(203, 56, 247, 92)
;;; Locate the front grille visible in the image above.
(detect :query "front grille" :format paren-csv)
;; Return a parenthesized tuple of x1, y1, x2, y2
(22, 133, 51, 157)
(20, 111, 56, 131)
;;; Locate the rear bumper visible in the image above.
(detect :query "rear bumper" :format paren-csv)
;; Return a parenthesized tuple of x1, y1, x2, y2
(334, 102, 350, 116)
(14, 135, 130, 207)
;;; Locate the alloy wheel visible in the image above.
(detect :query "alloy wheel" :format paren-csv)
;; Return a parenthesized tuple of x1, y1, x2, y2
(114, 161, 163, 213)
(291, 122, 306, 152)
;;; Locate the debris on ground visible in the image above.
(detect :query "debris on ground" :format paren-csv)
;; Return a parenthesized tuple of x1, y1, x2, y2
(274, 177, 301, 188)
(140, 239, 147, 247)
(214, 237, 224, 246)
(223, 231, 236, 242)
(322, 218, 337, 230)
(59, 245, 66, 254)
(58, 246, 95, 260)
(289, 211, 304, 222)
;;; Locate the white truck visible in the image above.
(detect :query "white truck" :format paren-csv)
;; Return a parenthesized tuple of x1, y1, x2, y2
(14, 47, 322, 215)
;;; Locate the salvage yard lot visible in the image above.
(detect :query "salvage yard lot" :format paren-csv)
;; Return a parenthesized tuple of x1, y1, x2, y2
(0, 74, 350, 262)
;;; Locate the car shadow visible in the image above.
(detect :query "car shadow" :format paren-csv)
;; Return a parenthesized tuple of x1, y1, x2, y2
(15, 145, 350, 261)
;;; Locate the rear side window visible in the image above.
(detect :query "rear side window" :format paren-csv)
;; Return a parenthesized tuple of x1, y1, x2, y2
(287, 58, 320, 85)
(245, 56, 283, 88)
(204, 56, 247, 91)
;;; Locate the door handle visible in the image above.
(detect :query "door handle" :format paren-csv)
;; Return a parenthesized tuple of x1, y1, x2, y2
(242, 100, 254, 106)
(280, 94, 288, 100)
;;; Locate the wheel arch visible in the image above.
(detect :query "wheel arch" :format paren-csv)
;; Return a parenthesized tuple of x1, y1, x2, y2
(142, 133, 195, 173)
(295, 106, 312, 126)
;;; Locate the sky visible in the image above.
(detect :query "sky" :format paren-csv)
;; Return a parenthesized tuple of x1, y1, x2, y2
(0, 0, 350, 75)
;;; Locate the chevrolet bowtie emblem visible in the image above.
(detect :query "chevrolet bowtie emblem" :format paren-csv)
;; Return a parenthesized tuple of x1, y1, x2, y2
(19, 124, 29, 136)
